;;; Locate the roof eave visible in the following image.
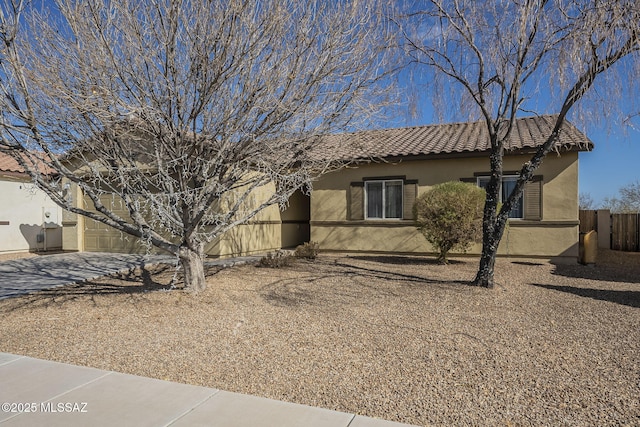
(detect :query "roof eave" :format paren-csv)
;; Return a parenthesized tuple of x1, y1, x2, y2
(349, 143, 591, 164)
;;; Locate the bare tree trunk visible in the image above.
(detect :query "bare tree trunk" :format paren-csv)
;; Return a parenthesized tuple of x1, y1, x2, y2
(474, 210, 510, 288)
(437, 243, 452, 264)
(178, 243, 206, 293)
(473, 139, 503, 288)
(474, 234, 499, 288)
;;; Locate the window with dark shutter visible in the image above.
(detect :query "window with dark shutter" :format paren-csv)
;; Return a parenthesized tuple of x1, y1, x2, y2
(350, 177, 418, 220)
(461, 174, 543, 220)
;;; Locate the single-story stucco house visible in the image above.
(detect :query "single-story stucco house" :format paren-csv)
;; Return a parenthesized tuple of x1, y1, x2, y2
(60, 115, 592, 262)
(0, 152, 63, 253)
(311, 115, 592, 263)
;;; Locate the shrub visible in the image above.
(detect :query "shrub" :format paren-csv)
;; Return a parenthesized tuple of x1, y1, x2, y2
(413, 181, 485, 264)
(259, 250, 295, 268)
(294, 241, 320, 260)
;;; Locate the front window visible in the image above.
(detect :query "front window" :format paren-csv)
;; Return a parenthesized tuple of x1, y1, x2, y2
(478, 176, 523, 219)
(365, 180, 403, 219)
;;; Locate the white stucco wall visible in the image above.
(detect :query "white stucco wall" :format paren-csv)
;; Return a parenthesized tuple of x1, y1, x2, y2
(0, 176, 63, 253)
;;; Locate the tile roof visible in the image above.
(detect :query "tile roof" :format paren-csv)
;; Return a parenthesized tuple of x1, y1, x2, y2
(325, 115, 593, 161)
(0, 151, 57, 176)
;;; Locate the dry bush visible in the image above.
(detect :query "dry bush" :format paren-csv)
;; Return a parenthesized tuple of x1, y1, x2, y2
(259, 250, 295, 268)
(294, 241, 320, 260)
(413, 181, 485, 264)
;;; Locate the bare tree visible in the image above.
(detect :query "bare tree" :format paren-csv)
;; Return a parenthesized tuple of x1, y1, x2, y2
(579, 192, 596, 210)
(0, 0, 395, 292)
(398, 0, 640, 287)
(603, 181, 640, 213)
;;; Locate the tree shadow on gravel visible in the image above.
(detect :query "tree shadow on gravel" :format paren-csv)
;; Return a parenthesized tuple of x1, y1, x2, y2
(0, 265, 222, 311)
(511, 261, 546, 266)
(0, 266, 171, 311)
(347, 255, 466, 265)
(258, 259, 475, 307)
(333, 260, 472, 286)
(550, 263, 640, 284)
(530, 283, 640, 308)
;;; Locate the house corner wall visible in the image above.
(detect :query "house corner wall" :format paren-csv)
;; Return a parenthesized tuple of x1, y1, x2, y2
(62, 182, 84, 252)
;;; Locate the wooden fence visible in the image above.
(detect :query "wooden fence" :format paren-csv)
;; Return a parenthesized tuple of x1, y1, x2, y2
(611, 213, 640, 252)
(580, 210, 640, 252)
(579, 210, 597, 234)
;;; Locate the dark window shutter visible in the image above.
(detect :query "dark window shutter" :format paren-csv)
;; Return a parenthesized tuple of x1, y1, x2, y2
(523, 175, 543, 220)
(460, 177, 476, 183)
(349, 182, 364, 220)
(403, 180, 418, 219)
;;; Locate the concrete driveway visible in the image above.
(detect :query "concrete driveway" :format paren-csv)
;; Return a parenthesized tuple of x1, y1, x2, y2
(0, 252, 175, 300)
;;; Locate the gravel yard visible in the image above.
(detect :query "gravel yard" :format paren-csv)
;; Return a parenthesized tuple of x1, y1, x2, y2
(0, 250, 638, 426)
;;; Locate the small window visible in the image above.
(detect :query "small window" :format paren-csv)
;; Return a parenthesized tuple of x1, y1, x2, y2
(478, 176, 523, 219)
(365, 180, 403, 219)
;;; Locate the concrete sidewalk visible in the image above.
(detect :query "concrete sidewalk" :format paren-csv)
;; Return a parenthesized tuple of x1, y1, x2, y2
(0, 353, 414, 427)
(0, 252, 259, 300)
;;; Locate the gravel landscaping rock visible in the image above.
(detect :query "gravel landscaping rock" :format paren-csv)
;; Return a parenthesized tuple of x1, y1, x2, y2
(0, 250, 638, 426)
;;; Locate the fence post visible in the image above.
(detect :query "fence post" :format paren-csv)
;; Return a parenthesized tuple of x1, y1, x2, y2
(636, 213, 640, 252)
(596, 209, 611, 249)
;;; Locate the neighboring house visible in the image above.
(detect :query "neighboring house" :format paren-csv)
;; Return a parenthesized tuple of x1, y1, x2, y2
(0, 152, 63, 253)
(63, 115, 592, 262)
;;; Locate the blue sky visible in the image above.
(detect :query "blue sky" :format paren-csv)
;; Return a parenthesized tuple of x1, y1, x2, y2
(579, 127, 640, 206)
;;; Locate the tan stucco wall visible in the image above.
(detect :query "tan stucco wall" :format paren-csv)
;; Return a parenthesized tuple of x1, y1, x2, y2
(208, 181, 284, 257)
(311, 152, 580, 260)
(66, 151, 580, 260)
(211, 222, 281, 257)
(281, 190, 310, 222)
(61, 182, 84, 251)
(0, 175, 63, 253)
(76, 178, 286, 258)
(280, 190, 311, 249)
